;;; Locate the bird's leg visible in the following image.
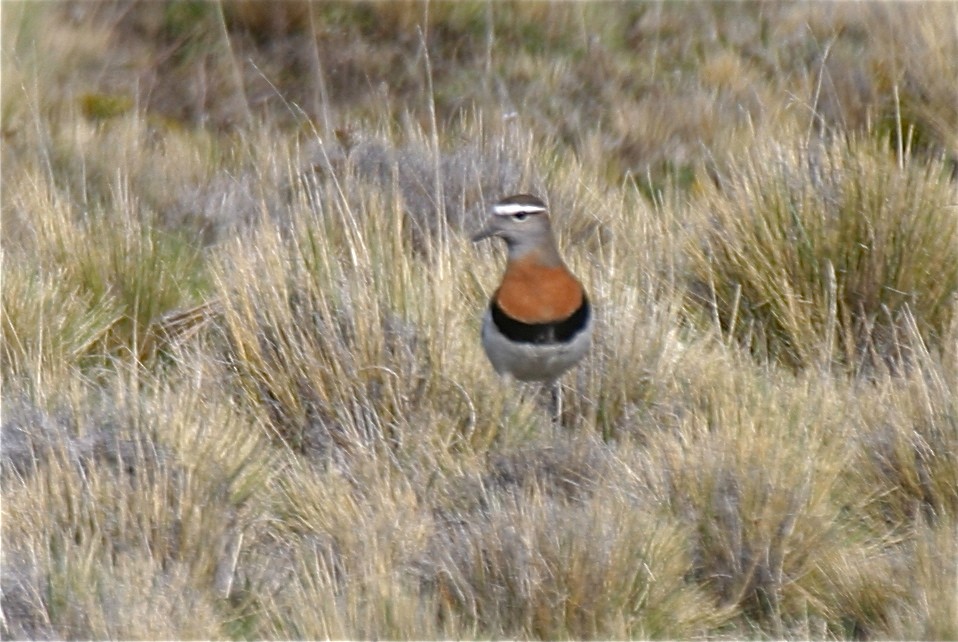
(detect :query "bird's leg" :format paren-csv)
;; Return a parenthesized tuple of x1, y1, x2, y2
(548, 380, 563, 428)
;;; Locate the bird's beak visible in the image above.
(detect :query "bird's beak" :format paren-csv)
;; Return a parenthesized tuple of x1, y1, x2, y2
(471, 222, 497, 243)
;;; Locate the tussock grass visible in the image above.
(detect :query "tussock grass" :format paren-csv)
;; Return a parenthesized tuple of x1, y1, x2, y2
(206, 127, 516, 454)
(689, 133, 958, 371)
(850, 344, 958, 529)
(425, 480, 721, 639)
(640, 368, 864, 633)
(3, 2, 958, 640)
(2, 373, 269, 639)
(2, 162, 208, 373)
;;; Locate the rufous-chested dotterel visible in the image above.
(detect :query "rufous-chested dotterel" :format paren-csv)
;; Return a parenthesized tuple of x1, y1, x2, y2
(472, 194, 592, 396)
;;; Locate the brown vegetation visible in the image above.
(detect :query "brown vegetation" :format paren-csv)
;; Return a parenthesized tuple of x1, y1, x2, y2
(3, 2, 957, 639)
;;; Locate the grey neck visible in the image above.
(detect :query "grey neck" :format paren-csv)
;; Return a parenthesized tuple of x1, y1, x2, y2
(505, 234, 565, 267)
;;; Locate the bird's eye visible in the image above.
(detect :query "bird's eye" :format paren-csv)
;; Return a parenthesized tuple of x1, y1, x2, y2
(512, 213, 529, 222)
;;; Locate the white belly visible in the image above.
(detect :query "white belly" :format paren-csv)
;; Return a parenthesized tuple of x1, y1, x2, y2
(480, 308, 592, 382)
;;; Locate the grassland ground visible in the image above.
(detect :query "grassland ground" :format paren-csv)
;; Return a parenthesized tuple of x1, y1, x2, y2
(2, 2, 957, 639)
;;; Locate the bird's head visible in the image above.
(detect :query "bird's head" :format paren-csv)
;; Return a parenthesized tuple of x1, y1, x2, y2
(472, 194, 557, 258)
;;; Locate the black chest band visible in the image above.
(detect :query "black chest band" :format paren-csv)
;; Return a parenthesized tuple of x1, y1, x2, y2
(490, 297, 590, 344)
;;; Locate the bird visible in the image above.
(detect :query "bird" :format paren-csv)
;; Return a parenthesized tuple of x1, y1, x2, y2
(472, 193, 592, 425)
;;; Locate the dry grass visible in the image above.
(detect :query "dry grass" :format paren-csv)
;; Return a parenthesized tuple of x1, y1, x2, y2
(3, 2, 958, 639)
(687, 132, 958, 371)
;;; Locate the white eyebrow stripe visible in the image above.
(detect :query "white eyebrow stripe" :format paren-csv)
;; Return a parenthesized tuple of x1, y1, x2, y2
(493, 203, 547, 216)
